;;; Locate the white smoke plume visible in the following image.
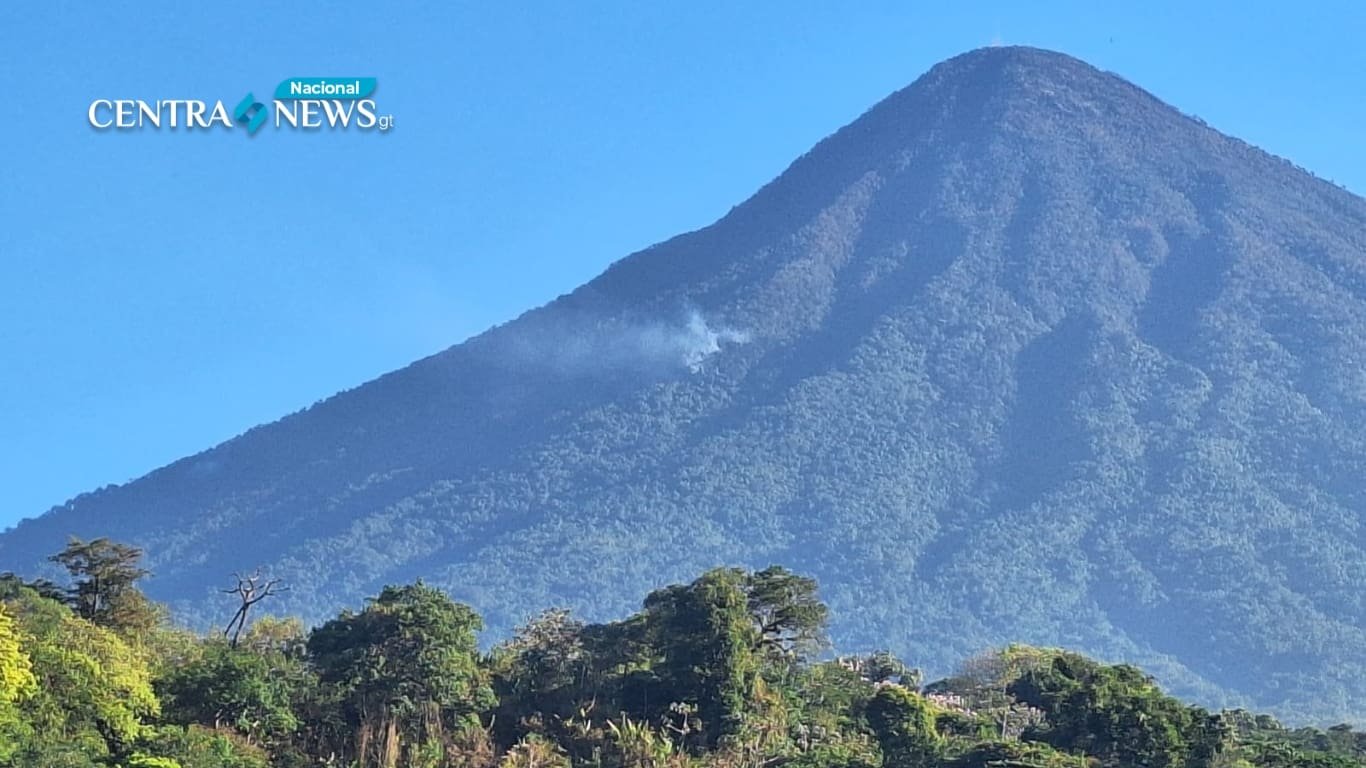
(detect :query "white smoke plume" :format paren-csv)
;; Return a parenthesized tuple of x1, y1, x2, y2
(656, 310, 751, 372)
(497, 308, 750, 377)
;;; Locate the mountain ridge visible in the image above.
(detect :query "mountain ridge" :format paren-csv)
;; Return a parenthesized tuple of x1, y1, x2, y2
(7, 46, 1366, 723)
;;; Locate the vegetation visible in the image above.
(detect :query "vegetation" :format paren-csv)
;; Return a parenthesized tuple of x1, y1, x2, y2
(0, 539, 1361, 767)
(6, 47, 1366, 724)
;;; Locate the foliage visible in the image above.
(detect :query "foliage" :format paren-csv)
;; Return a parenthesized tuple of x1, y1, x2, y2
(784, 660, 878, 738)
(643, 568, 759, 747)
(156, 639, 303, 747)
(501, 733, 571, 768)
(786, 740, 879, 768)
(125, 755, 183, 768)
(948, 740, 1086, 768)
(744, 566, 829, 661)
(136, 724, 272, 768)
(0, 603, 36, 763)
(6, 586, 159, 762)
(307, 581, 496, 767)
(1008, 651, 1226, 768)
(867, 685, 942, 768)
(49, 536, 161, 636)
(0, 540, 1362, 768)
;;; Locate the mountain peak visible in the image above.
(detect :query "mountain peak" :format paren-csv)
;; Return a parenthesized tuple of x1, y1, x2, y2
(933, 44, 1100, 77)
(869, 45, 1130, 120)
(877, 44, 1174, 145)
(583, 46, 1202, 323)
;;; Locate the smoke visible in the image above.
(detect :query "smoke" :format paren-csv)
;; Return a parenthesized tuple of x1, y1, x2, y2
(497, 308, 750, 377)
(649, 310, 751, 372)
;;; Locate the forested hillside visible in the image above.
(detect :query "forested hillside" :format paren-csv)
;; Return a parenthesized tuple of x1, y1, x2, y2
(2, 540, 1362, 768)
(6, 46, 1366, 722)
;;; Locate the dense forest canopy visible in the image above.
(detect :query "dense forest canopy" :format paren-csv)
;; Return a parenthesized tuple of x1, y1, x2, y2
(0, 538, 1361, 768)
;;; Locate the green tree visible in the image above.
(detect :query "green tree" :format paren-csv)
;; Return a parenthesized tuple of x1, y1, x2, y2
(1009, 653, 1225, 768)
(157, 639, 302, 749)
(307, 581, 496, 768)
(0, 571, 67, 603)
(866, 686, 940, 768)
(786, 660, 877, 739)
(490, 609, 593, 750)
(239, 615, 308, 658)
(743, 566, 829, 661)
(643, 568, 759, 748)
(0, 602, 37, 763)
(0, 555, 1352, 768)
(49, 537, 160, 635)
(6, 587, 159, 764)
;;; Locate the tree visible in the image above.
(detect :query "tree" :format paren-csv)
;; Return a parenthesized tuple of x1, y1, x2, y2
(497, 608, 588, 699)
(787, 660, 878, 742)
(743, 566, 829, 660)
(1008, 653, 1226, 768)
(157, 639, 301, 747)
(0, 571, 67, 603)
(643, 568, 759, 748)
(838, 650, 921, 687)
(49, 537, 160, 635)
(221, 570, 287, 648)
(307, 582, 496, 768)
(0, 602, 37, 763)
(240, 614, 309, 658)
(5, 587, 159, 763)
(490, 609, 591, 748)
(866, 686, 941, 768)
(933, 645, 1055, 741)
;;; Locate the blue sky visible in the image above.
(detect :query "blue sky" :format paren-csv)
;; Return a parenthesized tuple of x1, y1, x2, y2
(2, 2, 1364, 530)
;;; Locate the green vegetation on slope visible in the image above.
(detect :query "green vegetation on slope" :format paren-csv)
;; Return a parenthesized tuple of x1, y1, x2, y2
(0, 538, 1362, 768)
(6, 47, 1366, 723)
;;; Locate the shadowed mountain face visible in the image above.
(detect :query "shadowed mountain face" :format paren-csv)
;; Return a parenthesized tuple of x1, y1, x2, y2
(7, 46, 1366, 722)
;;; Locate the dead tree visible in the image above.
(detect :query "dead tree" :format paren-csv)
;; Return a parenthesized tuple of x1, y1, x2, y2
(223, 569, 287, 648)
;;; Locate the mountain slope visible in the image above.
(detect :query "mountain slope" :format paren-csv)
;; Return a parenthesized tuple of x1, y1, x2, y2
(8, 46, 1366, 722)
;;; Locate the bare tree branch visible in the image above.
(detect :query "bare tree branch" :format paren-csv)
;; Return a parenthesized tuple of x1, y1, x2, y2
(223, 569, 288, 648)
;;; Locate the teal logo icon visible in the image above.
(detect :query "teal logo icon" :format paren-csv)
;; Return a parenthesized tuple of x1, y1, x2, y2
(233, 92, 267, 135)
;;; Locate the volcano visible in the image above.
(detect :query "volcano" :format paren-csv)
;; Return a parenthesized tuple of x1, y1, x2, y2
(8, 46, 1366, 722)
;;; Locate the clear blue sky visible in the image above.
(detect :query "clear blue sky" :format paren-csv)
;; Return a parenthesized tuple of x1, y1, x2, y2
(2, 2, 1364, 530)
